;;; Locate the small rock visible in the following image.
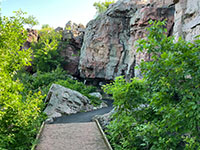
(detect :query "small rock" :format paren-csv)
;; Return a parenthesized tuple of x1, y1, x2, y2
(89, 92, 102, 100)
(99, 101, 108, 108)
(93, 109, 115, 129)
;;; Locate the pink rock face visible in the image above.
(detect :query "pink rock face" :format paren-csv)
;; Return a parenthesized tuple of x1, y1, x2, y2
(60, 21, 85, 76)
(79, 17, 127, 79)
(133, 0, 175, 7)
(23, 29, 39, 50)
(60, 45, 80, 76)
(79, 0, 175, 80)
(130, 6, 175, 77)
(23, 29, 39, 73)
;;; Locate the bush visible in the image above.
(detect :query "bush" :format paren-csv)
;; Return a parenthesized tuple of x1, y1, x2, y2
(31, 26, 63, 72)
(103, 77, 149, 150)
(16, 67, 101, 106)
(103, 21, 200, 150)
(55, 79, 100, 106)
(0, 10, 45, 149)
(16, 67, 68, 96)
(93, 0, 115, 14)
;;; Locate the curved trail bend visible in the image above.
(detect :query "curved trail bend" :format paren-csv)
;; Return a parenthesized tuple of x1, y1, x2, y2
(52, 99, 113, 124)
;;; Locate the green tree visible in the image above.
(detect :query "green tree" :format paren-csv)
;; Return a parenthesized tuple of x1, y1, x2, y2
(0, 10, 45, 149)
(31, 26, 63, 72)
(0, 1, 2, 18)
(41, 24, 50, 29)
(104, 21, 200, 150)
(26, 15, 39, 28)
(93, 0, 115, 14)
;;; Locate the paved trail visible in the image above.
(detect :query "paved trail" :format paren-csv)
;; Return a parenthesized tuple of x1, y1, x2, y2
(36, 123, 110, 150)
(53, 99, 113, 124)
(36, 99, 113, 150)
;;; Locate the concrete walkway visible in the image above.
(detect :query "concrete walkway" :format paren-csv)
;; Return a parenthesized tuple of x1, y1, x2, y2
(36, 122, 110, 150)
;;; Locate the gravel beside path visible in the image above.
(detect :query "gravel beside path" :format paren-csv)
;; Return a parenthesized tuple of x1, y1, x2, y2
(36, 122, 109, 150)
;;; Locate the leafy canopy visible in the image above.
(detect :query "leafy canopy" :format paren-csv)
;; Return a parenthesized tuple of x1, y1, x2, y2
(103, 20, 200, 150)
(0, 10, 45, 149)
(31, 25, 63, 72)
(41, 24, 51, 29)
(17, 67, 101, 107)
(93, 0, 115, 14)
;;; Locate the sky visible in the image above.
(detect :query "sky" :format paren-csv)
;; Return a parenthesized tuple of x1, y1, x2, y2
(1, 0, 102, 29)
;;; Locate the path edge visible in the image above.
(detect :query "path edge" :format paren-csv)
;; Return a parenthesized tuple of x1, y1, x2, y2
(31, 122, 45, 150)
(94, 119, 113, 150)
(31, 88, 51, 150)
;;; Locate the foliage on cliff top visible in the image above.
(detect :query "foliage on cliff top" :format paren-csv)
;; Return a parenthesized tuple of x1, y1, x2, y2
(103, 20, 200, 150)
(93, 0, 115, 14)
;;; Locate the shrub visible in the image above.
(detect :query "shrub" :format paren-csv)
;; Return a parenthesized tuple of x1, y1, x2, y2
(93, 0, 115, 14)
(103, 77, 149, 150)
(103, 21, 200, 150)
(0, 10, 45, 149)
(16, 67, 101, 106)
(31, 26, 63, 72)
(15, 67, 68, 97)
(55, 79, 100, 106)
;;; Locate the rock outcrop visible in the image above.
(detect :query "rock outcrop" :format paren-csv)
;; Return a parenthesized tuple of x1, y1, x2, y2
(44, 84, 94, 122)
(23, 29, 39, 73)
(60, 45, 80, 76)
(79, 0, 175, 80)
(60, 21, 85, 76)
(63, 21, 85, 49)
(173, 0, 200, 41)
(26, 0, 199, 80)
(44, 84, 107, 123)
(23, 28, 39, 50)
(129, 4, 175, 77)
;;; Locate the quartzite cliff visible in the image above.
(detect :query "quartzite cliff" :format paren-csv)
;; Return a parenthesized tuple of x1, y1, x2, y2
(78, 0, 200, 80)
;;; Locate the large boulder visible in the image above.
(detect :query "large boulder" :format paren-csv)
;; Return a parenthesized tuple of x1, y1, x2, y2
(44, 84, 94, 122)
(79, 0, 175, 80)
